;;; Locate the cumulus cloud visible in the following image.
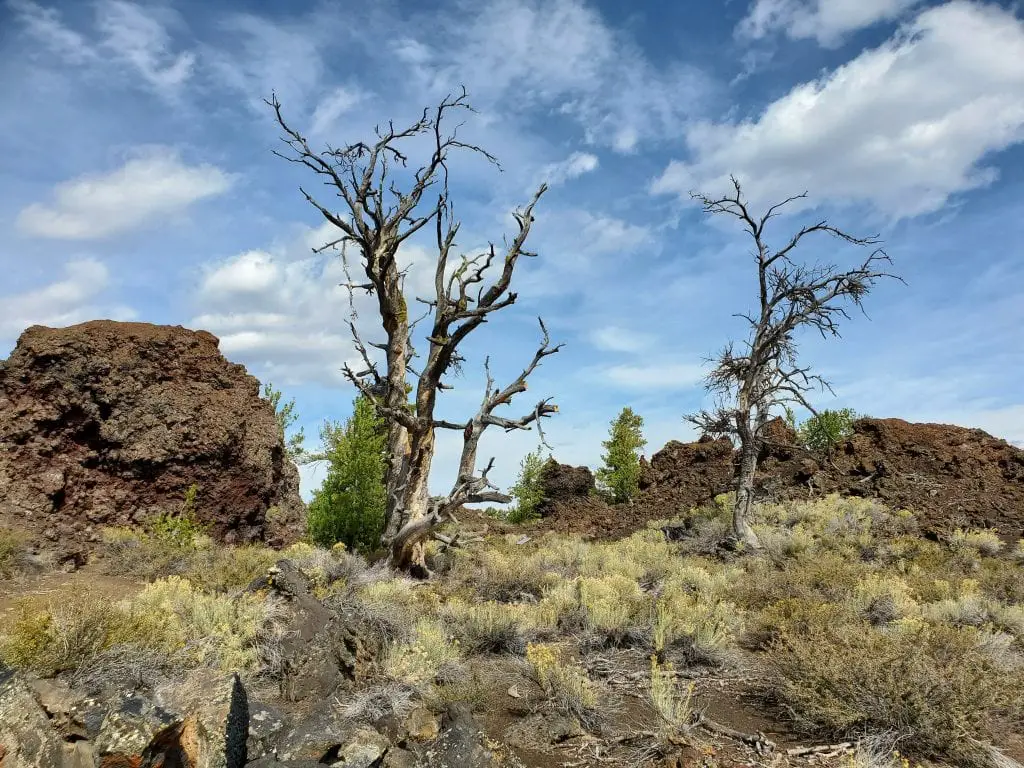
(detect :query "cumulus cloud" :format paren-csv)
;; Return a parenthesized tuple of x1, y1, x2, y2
(191, 227, 442, 387)
(0, 258, 137, 340)
(737, 0, 923, 47)
(7, 0, 196, 96)
(654, 2, 1024, 219)
(16, 147, 234, 240)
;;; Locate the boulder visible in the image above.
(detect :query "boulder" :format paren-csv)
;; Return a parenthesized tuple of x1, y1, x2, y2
(0, 665, 63, 768)
(93, 692, 184, 766)
(0, 321, 304, 551)
(247, 560, 377, 703)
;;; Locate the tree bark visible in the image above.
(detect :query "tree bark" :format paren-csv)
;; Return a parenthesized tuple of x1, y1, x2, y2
(733, 427, 762, 550)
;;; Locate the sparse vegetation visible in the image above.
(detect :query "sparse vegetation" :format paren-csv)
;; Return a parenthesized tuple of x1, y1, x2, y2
(0, 578, 277, 677)
(263, 381, 307, 462)
(0, 527, 25, 577)
(797, 407, 858, 454)
(596, 407, 646, 504)
(526, 642, 598, 725)
(649, 656, 695, 738)
(5, 482, 1022, 766)
(148, 483, 209, 544)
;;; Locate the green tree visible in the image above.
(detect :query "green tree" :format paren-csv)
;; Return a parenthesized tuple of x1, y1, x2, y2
(798, 408, 858, 455)
(507, 447, 548, 523)
(307, 396, 387, 552)
(262, 382, 307, 462)
(596, 408, 646, 504)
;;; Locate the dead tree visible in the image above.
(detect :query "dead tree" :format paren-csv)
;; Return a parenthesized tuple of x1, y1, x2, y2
(687, 177, 901, 550)
(268, 89, 561, 572)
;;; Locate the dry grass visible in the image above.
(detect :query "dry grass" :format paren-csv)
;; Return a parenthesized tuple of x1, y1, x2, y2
(0, 527, 27, 577)
(766, 610, 1023, 767)
(525, 642, 599, 726)
(0, 577, 282, 678)
(383, 617, 463, 686)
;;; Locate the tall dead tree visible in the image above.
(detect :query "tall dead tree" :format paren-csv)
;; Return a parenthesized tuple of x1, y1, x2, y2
(268, 89, 560, 572)
(687, 177, 900, 550)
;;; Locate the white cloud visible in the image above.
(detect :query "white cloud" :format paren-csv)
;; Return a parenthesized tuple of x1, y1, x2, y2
(7, 0, 196, 96)
(589, 326, 654, 353)
(737, 0, 923, 47)
(191, 224, 445, 387)
(95, 0, 196, 93)
(201, 251, 280, 296)
(309, 84, 367, 136)
(401, 0, 709, 152)
(929, 404, 1024, 446)
(654, 2, 1024, 219)
(538, 151, 599, 187)
(0, 258, 137, 339)
(16, 147, 234, 240)
(204, 10, 336, 116)
(6, 0, 96, 63)
(601, 362, 706, 390)
(516, 209, 655, 298)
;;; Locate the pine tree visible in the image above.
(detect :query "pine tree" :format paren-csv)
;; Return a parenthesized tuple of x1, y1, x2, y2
(307, 395, 387, 552)
(262, 382, 307, 462)
(507, 447, 548, 523)
(596, 408, 646, 504)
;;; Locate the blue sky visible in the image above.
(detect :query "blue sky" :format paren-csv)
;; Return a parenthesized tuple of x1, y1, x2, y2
(2, 0, 1023, 501)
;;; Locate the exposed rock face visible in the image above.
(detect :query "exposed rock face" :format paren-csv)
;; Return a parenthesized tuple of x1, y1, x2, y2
(537, 418, 1024, 541)
(0, 321, 304, 549)
(636, 435, 736, 524)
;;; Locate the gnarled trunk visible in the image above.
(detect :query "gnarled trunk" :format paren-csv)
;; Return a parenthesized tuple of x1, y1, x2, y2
(733, 439, 761, 550)
(733, 417, 762, 551)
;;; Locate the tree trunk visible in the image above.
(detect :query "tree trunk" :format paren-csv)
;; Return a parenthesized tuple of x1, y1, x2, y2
(733, 435, 762, 550)
(385, 425, 436, 572)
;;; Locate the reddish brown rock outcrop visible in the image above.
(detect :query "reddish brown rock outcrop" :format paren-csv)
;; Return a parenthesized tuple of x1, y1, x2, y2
(535, 417, 1024, 541)
(0, 321, 304, 550)
(536, 460, 595, 516)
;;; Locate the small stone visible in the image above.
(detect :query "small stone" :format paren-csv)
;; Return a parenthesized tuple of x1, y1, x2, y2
(405, 706, 440, 742)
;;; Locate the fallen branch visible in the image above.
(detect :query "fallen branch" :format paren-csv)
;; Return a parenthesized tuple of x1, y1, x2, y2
(786, 741, 855, 757)
(694, 713, 776, 753)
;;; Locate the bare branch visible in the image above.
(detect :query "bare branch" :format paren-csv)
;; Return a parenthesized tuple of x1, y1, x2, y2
(687, 175, 902, 549)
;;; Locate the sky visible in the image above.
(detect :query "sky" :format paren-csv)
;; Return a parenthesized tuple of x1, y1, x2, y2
(2, 0, 1023, 502)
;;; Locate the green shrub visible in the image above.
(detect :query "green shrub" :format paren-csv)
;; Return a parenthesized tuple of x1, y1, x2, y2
(263, 381, 307, 462)
(595, 407, 646, 504)
(148, 483, 209, 545)
(307, 395, 387, 553)
(0, 528, 25, 577)
(526, 642, 598, 725)
(507, 448, 547, 523)
(797, 408, 857, 454)
(0, 578, 278, 677)
(767, 617, 1023, 766)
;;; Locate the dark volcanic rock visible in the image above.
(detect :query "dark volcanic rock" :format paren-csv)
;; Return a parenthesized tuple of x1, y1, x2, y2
(0, 321, 304, 550)
(536, 460, 595, 516)
(248, 560, 377, 702)
(534, 417, 1024, 542)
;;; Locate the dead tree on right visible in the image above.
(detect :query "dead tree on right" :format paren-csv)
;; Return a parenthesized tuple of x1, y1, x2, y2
(687, 177, 901, 550)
